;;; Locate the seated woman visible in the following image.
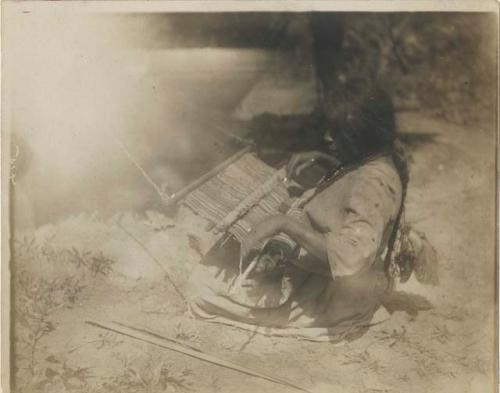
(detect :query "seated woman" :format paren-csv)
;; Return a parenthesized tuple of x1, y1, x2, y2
(188, 82, 409, 341)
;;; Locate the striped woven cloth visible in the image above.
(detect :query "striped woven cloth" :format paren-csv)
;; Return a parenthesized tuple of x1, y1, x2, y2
(182, 153, 301, 242)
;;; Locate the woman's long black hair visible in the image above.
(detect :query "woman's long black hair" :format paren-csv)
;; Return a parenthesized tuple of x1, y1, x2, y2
(319, 78, 409, 189)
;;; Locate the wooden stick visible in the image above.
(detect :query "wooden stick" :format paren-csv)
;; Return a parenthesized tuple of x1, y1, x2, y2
(116, 138, 170, 202)
(86, 320, 312, 393)
(115, 220, 186, 302)
(165, 145, 253, 207)
(111, 320, 203, 353)
(228, 257, 259, 296)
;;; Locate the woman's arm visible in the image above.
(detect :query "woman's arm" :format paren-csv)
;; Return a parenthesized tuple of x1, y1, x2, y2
(277, 216, 334, 276)
(277, 216, 329, 263)
(240, 215, 332, 275)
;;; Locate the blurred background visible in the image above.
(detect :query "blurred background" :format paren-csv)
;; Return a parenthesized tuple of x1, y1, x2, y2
(4, 10, 497, 231)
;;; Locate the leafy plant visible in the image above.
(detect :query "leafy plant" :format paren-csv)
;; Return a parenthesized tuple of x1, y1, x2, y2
(374, 326, 410, 347)
(15, 272, 60, 375)
(68, 332, 124, 354)
(88, 252, 115, 277)
(11, 235, 116, 392)
(24, 355, 93, 393)
(341, 350, 386, 373)
(68, 247, 93, 269)
(68, 248, 115, 277)
(98, 356, 193, 393)
(13, 268, 90, 392)
(432, 324, 453, 344)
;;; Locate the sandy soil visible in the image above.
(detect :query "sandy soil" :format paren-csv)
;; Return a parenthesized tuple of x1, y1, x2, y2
(11, 112, 496, 393)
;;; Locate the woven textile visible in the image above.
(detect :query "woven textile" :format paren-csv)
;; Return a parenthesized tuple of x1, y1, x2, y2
(182, 153, 298, 241)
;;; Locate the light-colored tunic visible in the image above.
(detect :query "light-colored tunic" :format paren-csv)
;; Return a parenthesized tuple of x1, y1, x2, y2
(306, 154, 402, 277)
(188, 155, 403, 341)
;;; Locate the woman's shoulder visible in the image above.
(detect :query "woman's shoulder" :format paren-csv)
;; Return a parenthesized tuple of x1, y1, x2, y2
(358, 154, 401, 180)
(346, 154, 403, 208)
(313, 154, 403, 208)
(352, 155, 401, 185)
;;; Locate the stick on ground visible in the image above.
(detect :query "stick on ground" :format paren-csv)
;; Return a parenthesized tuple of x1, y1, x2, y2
(86, 320, 312, 393)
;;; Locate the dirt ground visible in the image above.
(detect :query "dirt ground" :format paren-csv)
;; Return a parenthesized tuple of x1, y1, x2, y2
(10, 112, 497, 393)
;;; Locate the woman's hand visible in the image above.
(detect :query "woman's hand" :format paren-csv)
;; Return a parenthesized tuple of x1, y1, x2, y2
(286, 151, 340, 181)
(240, 216, 285, 260)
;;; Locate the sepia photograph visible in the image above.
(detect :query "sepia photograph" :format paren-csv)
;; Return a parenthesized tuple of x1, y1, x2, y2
(2, 2, 498, 392)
